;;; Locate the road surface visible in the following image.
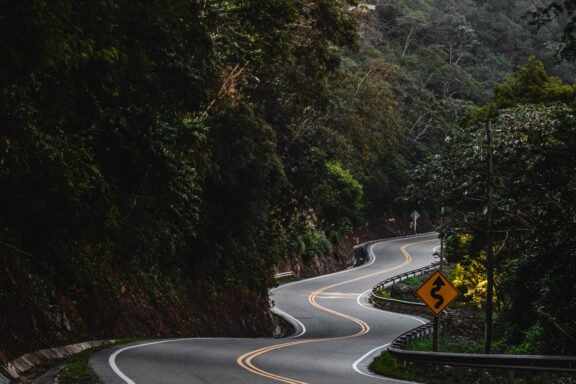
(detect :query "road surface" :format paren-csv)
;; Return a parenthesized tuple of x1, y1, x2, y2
(91, 233, 439, 383)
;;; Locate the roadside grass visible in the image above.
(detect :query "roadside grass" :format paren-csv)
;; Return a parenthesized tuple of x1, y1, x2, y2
(371, 269, 490, 384)
(371, 332, 479, 383)
(377, 264, 457, 303)
(369, 351, 431, 383)
(400, 274, 427, 289)
(56, 338, 143, 384)
(388, 274, 427, 302)
(369, 306, 576, 384)
(405, 335, 484, 354)
(369, 349, 487, 384)
(370, 349, 576, 384)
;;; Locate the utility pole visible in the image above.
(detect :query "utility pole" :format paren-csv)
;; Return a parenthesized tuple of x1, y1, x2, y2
(440, 207, 445, 273)
(485, 121, 494, 354)
(433, 207, 445, 353)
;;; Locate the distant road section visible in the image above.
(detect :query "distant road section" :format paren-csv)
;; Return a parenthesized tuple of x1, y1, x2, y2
(91, 234, 439, 383)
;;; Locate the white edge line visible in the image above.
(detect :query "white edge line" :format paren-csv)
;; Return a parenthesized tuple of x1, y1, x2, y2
(108, 338, 210, 384)
(271, 234, 437, 339)
(352, 343, 390, 380)
(109, 233, 438, 383)
(270, 307, 307, 339)
(269, 233, 438, 292)
(108, 238, 381, 383)
(356, 289, 427, 325)
(267, 237, 385, 340)
(269, 244, 376, 292)
(109, 345, 138, 384)
(351, 247, 431, 384)
(352, 344, 424, 384)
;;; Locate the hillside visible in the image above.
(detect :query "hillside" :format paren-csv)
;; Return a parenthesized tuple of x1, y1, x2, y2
(1, 0, 575, 365)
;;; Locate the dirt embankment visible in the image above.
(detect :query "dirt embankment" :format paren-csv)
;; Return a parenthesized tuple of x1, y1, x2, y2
(0, 216, 435, 368)
(0, 253, 274, 367)
(275, 216, 435, 279)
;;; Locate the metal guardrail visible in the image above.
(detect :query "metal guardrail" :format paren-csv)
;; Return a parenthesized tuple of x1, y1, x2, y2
(388, 346, 576, 373)
(373, 296, 426, 308)
(371, 262, 440, 301)
(389, 322, 435, 349)
(274, 271, 297, 279)
(377, 266, 576, 374)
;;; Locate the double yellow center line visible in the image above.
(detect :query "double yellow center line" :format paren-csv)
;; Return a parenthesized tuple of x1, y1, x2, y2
(236, 239, 436, 384)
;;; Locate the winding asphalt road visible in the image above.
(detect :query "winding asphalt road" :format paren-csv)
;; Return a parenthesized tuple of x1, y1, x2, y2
(90, 233, 439, 383)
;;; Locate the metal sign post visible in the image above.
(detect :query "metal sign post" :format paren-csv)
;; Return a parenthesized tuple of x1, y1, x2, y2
(415, 270, 460, 352)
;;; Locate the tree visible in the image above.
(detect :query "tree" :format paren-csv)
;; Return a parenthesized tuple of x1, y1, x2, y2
(0, 0, 365, 355)
(528, 0, 576, 60)
(466, 56, 576, 122)
(406, 59, 576, 354)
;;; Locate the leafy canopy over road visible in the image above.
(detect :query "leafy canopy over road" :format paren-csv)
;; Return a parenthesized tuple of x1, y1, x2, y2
(2, 0, 576, 359)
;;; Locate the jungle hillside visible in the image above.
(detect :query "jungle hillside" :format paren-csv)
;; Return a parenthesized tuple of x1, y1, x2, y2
(1, 0, 575, 364)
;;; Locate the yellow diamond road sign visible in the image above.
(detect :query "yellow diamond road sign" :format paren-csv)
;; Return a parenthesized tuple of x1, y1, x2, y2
(415, 270, 460, 316)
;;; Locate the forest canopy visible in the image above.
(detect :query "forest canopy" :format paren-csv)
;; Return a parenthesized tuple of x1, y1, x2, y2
(1, 0, 575, 358)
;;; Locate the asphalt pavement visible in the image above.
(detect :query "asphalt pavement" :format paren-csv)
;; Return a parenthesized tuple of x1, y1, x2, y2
(90, 233, 439, 384)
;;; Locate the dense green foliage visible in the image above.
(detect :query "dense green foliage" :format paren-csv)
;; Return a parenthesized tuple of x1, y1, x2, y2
(529, 0, 576, 60)
(356, 0, 576, 157)
(377, 0, 576, 355)
(1, 0, 576, 359)
(407, 58, 576, 354)
(0, 0, 376, 354)
(0, 1, 364, 279)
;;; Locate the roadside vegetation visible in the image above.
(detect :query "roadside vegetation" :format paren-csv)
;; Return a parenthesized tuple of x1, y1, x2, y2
(56, 347, 103, 384)
(371, 264, 573, 383)
(370, 350, 576, 384)
(1, 0, 575, 371)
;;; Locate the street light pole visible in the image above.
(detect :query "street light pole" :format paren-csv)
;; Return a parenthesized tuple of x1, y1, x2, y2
(485, 121, 494, 354)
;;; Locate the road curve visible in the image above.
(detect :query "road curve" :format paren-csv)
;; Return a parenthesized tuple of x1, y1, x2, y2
(90, 233, 439, 384)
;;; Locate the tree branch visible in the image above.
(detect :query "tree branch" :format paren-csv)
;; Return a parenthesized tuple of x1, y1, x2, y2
(401, 25, 415, 57)
(0, 240, 33, 257)
(355, 67, 373, 95)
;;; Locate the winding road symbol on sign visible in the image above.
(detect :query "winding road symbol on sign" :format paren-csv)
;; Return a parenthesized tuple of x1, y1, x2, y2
(430, 276, 445, 309)
(416, 270, 460, 316)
